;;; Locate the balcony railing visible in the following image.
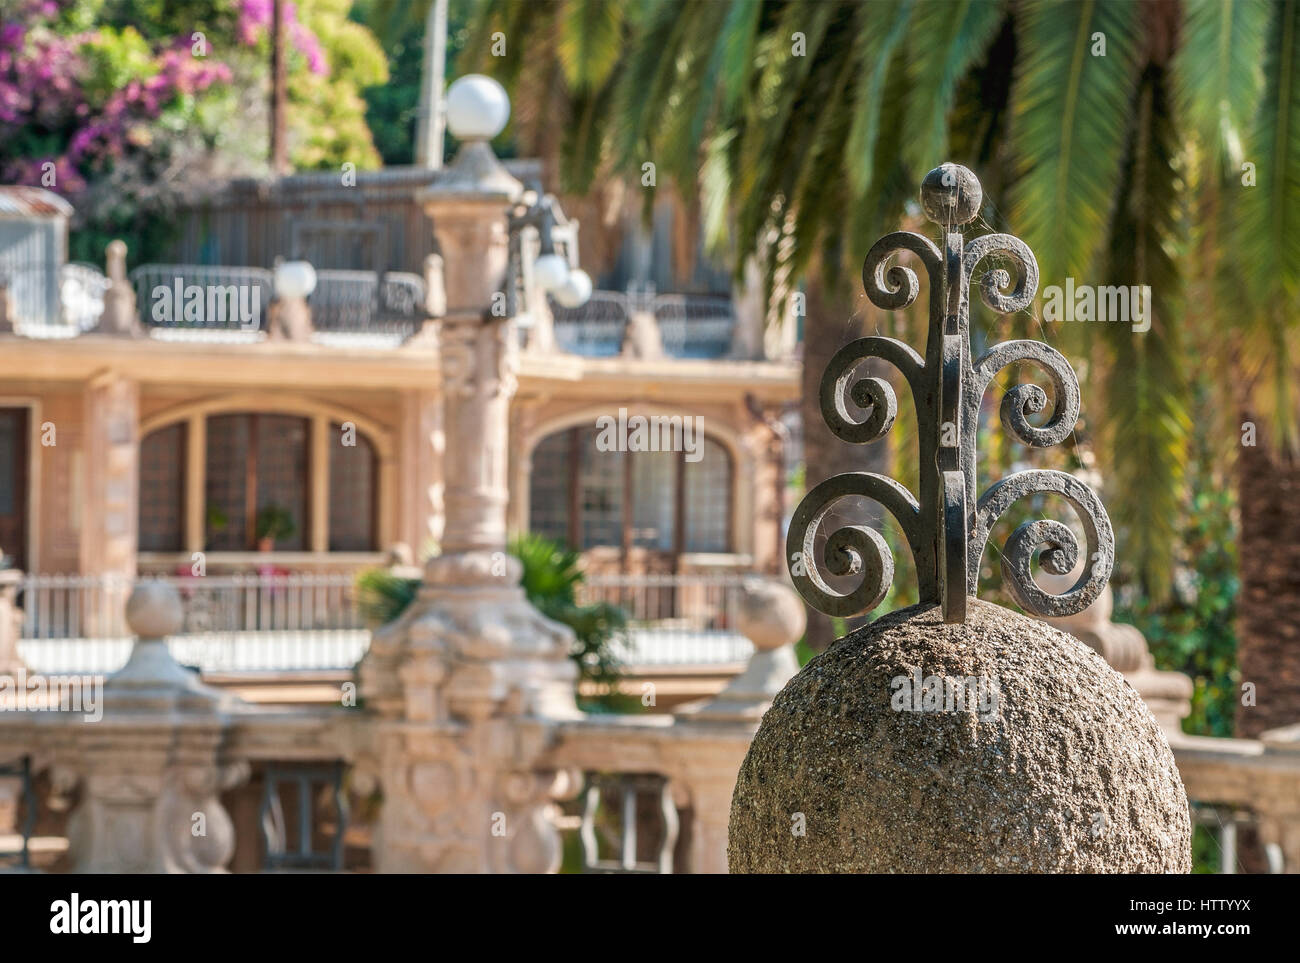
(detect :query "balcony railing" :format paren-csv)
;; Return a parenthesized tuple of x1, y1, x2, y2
(123, 264, 426, 342)
(17, 573, 365, 674)
(309, 269, 424, 344)
(15, 571, 756, 675)
(653, 294, 736, 359)
(550, 291, 736, 359)
(129, 263, 273, 335)
(550, 291, 628, 357)
(576, 573, 753, 665)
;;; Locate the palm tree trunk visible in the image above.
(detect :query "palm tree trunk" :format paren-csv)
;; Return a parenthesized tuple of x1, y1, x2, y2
(799, 265, 892, 650)
(1235, 412, 1300, 738)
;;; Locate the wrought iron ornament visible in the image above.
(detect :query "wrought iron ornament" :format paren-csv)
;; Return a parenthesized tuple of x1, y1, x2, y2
(787, 164, 1114, 624)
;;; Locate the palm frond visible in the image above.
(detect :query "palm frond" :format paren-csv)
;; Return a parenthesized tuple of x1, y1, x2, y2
(901, 0, 1006, 178)
(1229, 0, 1300, 449)
(842, 0, 916, 198)
(1100, 62, 1191, 599)
(1174, 0, 1269, 178)
(1008, 0, 1140, 286)
(557, 0, 625, 94)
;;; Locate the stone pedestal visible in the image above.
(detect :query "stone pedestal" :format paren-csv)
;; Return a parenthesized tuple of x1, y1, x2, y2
(672, 577, 805, 871)
(62, 583, 246, 873)
(268, 296, 313, 341)
(729, 601, 1192, 873)
(689, 577, 804, 724)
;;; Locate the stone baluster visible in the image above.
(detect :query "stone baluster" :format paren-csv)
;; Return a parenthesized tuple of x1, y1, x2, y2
(93, 240, 143, 337)
(670, 576, 804, 873)
(0, 562, 22, 676)
(62, 582, 247, 873)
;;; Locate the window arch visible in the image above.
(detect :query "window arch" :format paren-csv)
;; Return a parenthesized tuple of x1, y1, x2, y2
(527, 423, 732, 555)
(138, 408, 382, 554)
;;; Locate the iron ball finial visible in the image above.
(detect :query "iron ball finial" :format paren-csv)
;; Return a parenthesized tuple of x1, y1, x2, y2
(919, 163, 982, 226)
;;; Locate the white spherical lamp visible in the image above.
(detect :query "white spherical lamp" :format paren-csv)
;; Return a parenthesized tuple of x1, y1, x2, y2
(445, 74, 511, 141)
(274, 260, 317, 299)
(532, 253, 570, 292)
(553, 268, 592, 308)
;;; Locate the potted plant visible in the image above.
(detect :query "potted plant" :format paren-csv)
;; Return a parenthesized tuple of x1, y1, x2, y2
(254, 505, 296, 552)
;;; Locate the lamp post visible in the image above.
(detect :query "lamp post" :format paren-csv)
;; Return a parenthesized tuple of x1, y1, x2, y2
(361, 75, 585, 873)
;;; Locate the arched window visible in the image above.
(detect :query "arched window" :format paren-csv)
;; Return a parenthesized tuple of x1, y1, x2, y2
(138, 409, 383, 556)
(329, 422, 377, 551)
(527, 423, 732, 556)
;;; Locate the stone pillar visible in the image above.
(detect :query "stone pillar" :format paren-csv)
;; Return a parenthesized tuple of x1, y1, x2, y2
(64, 583, 246, 872)
(268, 296, 313, 341)
(93, 240, 143, 337)
(81, 374, 139, 583)
(0, 276, 15, 333)
(671, 577, 804, 873)
(360, 78, 580, 873)
(0, 566, 22, 675)
(400, 388, 444, 554)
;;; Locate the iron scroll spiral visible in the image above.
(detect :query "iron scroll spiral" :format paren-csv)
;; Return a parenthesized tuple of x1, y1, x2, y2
(786, 163, 1115, 623)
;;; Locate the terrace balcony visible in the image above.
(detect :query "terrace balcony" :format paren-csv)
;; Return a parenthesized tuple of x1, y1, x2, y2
(14, 259, 746, 361)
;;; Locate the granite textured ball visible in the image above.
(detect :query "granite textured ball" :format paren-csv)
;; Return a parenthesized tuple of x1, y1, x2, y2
(728, 599, 1191, 873)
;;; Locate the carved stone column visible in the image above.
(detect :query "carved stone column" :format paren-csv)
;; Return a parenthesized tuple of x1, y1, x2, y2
(63, 583, 246, 873)
(360, 78, 579, 873)
(81, 373, 139, 583)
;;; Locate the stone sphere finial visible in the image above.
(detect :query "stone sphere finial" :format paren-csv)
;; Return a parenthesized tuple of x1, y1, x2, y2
(125, 581, 183, 639)
(735, 577, 806, 651)
(729, 600, 1191, 873)
(446, 74, 511, 141)
(919, 163, 982, 226)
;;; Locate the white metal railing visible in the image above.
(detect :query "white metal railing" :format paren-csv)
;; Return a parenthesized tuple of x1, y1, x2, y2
(548, 290, 737, 359)
(653, 294, 736, 359)
(14, 571, 759, 675)
(550, 290, 628, 357)
(310, 269, 425, 339)
(577, 573, 754, 665)
(16, 573, 366, 675)
(129, 264, 274, 332)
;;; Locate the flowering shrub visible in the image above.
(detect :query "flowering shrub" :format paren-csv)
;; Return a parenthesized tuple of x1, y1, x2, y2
(0, 0, 383, 262)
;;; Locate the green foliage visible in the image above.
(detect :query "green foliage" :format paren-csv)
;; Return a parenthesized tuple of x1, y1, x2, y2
(254, 504, 297, 543)
(286, 0, 389, 170)
(354, 565, 420, 626)
(1114, 481, 1239, 738)
(509, 533, 627, 693)
(353, 533, 628, 699)
(1175, 0, 1269, 181)
(1008, 0, 1139, 286)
